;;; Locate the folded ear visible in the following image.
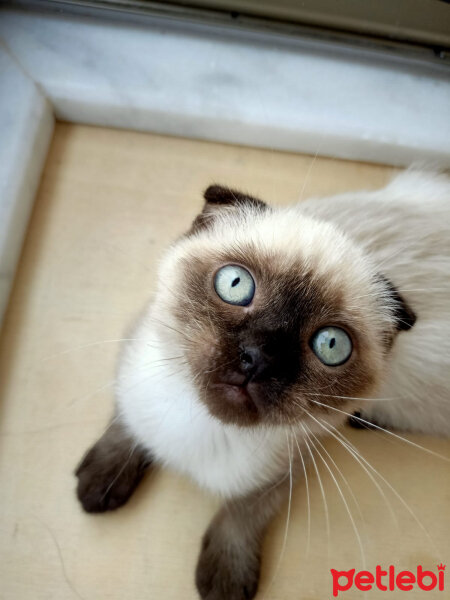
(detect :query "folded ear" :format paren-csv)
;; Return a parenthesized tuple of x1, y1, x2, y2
(189, 185, 268, 234)
(203, 185, 267, 209)
(379, 274, 416, 332)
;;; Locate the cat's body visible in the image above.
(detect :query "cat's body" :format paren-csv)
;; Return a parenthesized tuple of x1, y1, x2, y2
(76, 170, 450, 599)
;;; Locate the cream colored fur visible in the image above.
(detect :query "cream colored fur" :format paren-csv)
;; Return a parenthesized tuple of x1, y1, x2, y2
(116, 170, 450, 499)
(300, 170, 450, 435)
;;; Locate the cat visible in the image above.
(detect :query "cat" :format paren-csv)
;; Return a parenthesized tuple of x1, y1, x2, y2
(75, 169, 450, 600)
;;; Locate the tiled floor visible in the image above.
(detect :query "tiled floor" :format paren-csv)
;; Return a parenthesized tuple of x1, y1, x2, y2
(1, 123, 449, 599)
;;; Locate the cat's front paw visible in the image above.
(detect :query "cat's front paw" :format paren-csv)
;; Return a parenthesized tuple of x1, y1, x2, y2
(75, 425, 150, 513)
(195, 528, 260, 600)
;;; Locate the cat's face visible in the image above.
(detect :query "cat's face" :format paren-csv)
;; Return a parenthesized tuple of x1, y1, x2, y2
(152, 186, 414, 427)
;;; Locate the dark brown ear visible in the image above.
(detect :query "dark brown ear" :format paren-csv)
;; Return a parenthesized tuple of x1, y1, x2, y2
(189, 185, 268, 234)
(380, 274, 416, 332)
(203, 185, 267, 210)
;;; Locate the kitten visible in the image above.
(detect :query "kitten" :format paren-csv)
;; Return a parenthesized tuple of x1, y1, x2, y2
(75, 170, 450, 600)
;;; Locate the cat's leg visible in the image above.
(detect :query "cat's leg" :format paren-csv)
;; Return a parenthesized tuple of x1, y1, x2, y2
(196, 468, 295, 600)
(75, 418, 152, 513)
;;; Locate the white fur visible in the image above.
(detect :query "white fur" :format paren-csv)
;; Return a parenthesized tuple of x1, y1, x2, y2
(116, 326, 290, 497)
(116, 170, 450, 498)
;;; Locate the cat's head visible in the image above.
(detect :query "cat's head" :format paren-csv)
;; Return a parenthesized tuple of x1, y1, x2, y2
(151, 186, 415, 427)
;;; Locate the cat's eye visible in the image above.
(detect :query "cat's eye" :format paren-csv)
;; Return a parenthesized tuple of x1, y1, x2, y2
(214, 265, 255, 306)
(310, 327, 352, 366)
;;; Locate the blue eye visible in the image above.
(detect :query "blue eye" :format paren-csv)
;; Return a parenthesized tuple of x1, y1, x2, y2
(214, 265, 255, 306)
(311, 327, 352, 366)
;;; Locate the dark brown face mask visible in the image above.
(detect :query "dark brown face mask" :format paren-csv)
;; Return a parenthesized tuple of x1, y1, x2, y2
(178, 185, 416, 428)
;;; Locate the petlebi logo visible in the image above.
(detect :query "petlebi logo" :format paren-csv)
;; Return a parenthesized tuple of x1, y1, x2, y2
(330, 564, 445, 597)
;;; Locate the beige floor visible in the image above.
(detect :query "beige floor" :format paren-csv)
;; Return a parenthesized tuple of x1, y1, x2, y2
(1, 123, 449, 600)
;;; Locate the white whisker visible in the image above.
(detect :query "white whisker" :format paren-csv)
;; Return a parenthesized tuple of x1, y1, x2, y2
(317, 418, 399, 528)
(41, 338, 157, 362)
(99, 443, 138, 504)
(307, 399, 450, 463)
(303, 419, 365, 529)
(304, 392, 397, 403)
(278, 433, 294, 574)
(292, 434, 311, 558)
(302, 423, 366, 569)
(301, 423, 330, 555)
(298, 146, 321, 203)
(261, 432, 294, 598)
(329, 423, 439, 556)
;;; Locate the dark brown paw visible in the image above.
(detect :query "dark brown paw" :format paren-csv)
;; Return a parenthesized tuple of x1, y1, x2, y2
(195, 530, 260, 600)
(348, 411, 378, 430)
(75, 425, 151, 513)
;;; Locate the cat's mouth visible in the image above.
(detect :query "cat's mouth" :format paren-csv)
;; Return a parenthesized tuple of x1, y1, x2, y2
(208, 380, 260, 424)
(212, 380, 257, 407)
(195, 343, 297, 426)
(203, 364, 285, 425)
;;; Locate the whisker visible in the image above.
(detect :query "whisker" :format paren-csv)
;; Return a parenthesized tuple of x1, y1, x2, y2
(302, 423, 366, 569)
(67, 378, 117, 407)
(260, 433, 294, 599)
(147, 316, 195, 344)
(40, 338, 157, 362)
(317, 418, 399, 528)
(142, 355, 186, 369)
(270, 433, 294, 589)
(304, 420, 365, 529)
(99, 443, 138, 504)
(298, 146, 321, 203)
(307, 399, 450, 463)
(203, 356, 237, 376)
(296, 402, 443, 551)
(253, 469, 290, 505)
(299, 402, 399, 528)
(328, 422, 439, 556)
(301, 424, 331, 554)
(292, 434, 311, 558)
(297, 402, 439, 554)
(351, 288, 446, 301)
(66, 353, 187, 409)
(304, 392, 397, 403)
(0, 417, 117, 437)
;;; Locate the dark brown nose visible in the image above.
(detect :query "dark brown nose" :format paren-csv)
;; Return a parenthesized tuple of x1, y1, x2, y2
(239, 346, 270, 380)
(216, 346, 271, 389)
(218, 328, 300, 391)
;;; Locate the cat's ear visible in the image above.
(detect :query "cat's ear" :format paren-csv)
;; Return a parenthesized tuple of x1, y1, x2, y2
(189, 185, 268, 234)
(203, 185, 267, 210)
(379, 274, 416, 332)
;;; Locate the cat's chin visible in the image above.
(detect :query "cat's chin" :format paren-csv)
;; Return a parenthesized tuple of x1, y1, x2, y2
(204, 382, 262, 427)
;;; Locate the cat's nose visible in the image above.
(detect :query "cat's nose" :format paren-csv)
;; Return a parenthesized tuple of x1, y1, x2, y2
(239, 346, 269, 379)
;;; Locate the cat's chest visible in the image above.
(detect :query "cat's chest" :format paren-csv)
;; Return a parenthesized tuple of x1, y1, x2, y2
(117, 354, 288, 497)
